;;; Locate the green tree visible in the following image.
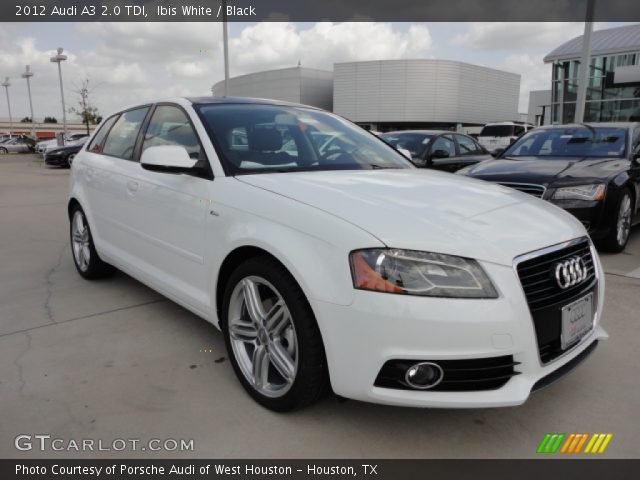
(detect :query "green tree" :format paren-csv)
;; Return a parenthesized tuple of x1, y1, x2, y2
(43, 117, 57, 124)
(69, 78, 101, 135)
(20, 116, 32, 123)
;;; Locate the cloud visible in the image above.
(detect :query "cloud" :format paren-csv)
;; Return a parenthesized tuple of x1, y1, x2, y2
(451, 22, 585, 51)
(500, 54, 551, 112)
(230, 22, 432, 72)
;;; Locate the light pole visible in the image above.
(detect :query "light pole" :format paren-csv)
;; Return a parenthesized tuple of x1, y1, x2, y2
(1, 77, 12, 138)
(574, 0, 595, 123)
(222, 0, 230, 95)
(50, 47, 68, 141)
(21, 65, 35, 138)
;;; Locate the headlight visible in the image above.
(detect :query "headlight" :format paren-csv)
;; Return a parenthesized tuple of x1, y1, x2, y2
(349, 249, 498, 298)
(552, 184, 605, 201)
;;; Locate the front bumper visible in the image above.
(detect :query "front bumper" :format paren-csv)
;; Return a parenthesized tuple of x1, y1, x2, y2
(311, 258, 607, 408)
(44, 153, 66, 166)
(551, 199, 608, 239)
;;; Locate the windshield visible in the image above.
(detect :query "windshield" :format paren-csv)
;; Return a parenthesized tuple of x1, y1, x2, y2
(379, 133, 433, 158)
(196, 104, 413, 174)
(480, 125, 515, 137)
(503, 127, 627, 158)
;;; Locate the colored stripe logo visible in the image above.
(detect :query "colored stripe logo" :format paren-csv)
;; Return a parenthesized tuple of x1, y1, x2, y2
(537, 433, 613, 454)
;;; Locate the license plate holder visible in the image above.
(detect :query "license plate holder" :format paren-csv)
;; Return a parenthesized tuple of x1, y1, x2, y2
(561, 293, 594, 350)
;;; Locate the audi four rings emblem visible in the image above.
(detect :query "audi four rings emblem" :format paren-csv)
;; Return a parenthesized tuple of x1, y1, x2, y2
(554, 256, 588, 289)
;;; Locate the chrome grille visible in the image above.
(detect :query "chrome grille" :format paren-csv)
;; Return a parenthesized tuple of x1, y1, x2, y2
(498, 182, 546, 198)
(515, 237, 597, 364)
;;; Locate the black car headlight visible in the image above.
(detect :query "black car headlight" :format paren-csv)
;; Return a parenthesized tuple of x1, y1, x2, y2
(552, 183, 606, 201)
(350, 249, 498, 298)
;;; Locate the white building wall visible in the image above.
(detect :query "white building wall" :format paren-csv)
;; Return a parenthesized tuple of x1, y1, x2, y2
(334, 59, 520, 125)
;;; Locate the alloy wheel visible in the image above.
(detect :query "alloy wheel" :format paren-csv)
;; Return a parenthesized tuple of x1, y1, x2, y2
(71, 211, 91, 272)
(227, 276, 298, 398)
(617, 194, 632, 247)
(67, 153, 76, 166)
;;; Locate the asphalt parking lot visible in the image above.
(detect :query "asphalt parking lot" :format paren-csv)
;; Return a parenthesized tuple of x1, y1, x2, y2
(1, 154, 639, 459)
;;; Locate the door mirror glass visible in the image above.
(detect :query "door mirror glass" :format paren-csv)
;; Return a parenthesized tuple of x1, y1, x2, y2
(491, 148, 505, 158)
(140, 145, 198, 173)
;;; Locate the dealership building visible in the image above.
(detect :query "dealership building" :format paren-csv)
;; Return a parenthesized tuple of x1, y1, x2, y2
(212, 60, 520, 132)
(544, 23, 640, 124)
(211, 66, 334, 111)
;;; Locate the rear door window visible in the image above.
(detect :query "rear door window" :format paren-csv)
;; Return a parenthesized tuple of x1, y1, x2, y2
(102, 107, 150, 160)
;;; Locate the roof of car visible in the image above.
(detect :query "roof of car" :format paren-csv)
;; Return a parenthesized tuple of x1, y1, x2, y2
(186, 96, 321, 110)
(536, 122, 640, 130)
(379, 130, 453, 135)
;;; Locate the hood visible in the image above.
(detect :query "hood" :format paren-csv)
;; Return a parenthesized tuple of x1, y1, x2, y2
(237, 169, 585, 266)
(465, 156, 626, 185)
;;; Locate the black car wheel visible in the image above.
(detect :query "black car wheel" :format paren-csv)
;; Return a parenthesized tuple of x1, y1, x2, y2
(0, 147, 7, 155)
(66, 153, 77, 167)
(601, 188, 633, 253)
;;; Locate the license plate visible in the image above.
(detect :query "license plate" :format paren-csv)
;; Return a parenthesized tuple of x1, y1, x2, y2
(561, 293, 593, 350)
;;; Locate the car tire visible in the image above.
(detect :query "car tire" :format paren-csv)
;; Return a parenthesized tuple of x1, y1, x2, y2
(69, 205, 115, 279)
(601, 188, 633, 253)
(221, 255, 328, 412)
(0, 147, 7, 154)
(66, 153, 76, 168)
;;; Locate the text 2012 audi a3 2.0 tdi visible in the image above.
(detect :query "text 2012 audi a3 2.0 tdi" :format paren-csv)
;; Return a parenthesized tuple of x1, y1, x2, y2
(68, 97, 607, 411)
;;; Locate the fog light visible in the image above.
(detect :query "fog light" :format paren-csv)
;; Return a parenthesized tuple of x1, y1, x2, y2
(405, 362, 444, 390)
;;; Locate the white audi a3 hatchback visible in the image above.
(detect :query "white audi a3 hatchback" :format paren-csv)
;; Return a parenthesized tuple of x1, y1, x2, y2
(68, 97, 607, 411)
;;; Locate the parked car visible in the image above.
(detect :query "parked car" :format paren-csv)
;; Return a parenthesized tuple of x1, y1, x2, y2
(460, 123, 640, 252)
(68, 97, 606, 411)
(0, 136, 35, 154)
(44, 138, 88, 167)
(380, 130, 491, 172)
(36, 133, 89, 154)
(477, 121, 533, 153)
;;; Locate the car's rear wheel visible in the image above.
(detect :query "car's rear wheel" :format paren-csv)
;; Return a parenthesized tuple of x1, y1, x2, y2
(601, 188, 633, 253)
(221, 256, 327, 411)
(70, 205, 115, 279)
(0, 147, 7, 154)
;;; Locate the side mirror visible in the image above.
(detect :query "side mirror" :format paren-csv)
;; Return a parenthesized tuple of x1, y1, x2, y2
(397, 148, 412, 160)
(491, 148, 505, 158)
(430, 149, 450, 160)
(140, 145, 198, 174)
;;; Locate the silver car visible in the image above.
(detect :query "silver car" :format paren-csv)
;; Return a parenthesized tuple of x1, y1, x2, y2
(0, 137, 35, 154)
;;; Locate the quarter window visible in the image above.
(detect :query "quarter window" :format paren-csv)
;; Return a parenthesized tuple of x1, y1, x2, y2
(87, 114, 119, 153)
(102, 107, 149, 160)
(142, 105, 202, 159)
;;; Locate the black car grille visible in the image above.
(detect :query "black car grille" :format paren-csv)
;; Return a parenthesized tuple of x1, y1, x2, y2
(374, 356, 520, 392)
(516, 238, 597, 364)
(498, 182, 546, 198)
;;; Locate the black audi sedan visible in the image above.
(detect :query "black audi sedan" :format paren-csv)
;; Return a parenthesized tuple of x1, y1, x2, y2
(459, 123, 640, 252)
(44, 140, 87, 168)
(379, 130, 491, 172)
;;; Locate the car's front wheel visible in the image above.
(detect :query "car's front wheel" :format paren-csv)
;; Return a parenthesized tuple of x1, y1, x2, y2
(0, 147, 7, 154)
(70, 205, 115, 279)
(601, 188, 633, 253)
(222, 256, 327, 411)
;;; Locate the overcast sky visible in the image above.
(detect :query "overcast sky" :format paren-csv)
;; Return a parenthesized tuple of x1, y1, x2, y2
(0, 21, 631, 122)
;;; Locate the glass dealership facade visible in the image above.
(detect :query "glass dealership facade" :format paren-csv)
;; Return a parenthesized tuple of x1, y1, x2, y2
(551, 52, 640, 124)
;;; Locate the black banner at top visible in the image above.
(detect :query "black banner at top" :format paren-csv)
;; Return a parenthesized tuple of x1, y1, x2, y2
(4, 0, 640, 22)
